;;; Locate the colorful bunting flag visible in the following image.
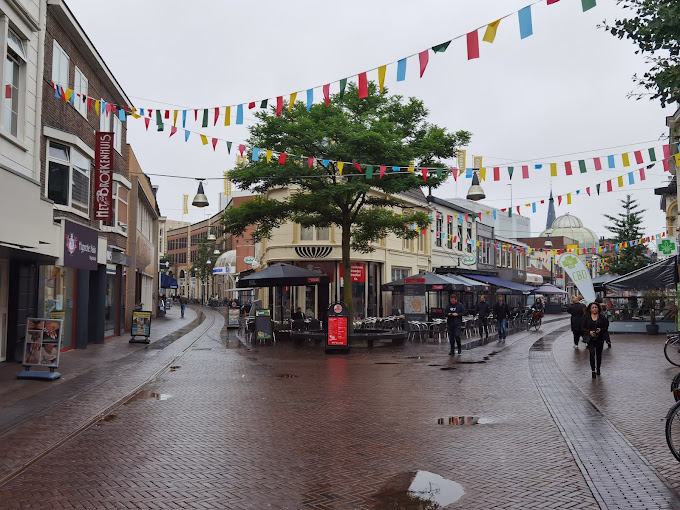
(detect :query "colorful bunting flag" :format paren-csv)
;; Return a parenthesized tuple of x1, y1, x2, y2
(622, 153, 630, 167)
(522, 165, 529, 179)
(518, 6, 533, 39)
(307, 89, 313, 111)
(432, 41, 451, 53)
(236, 104, 243, 124)
(594, 157, 602, 170)
(279, 153, 287, 164)
(378, 66, 387, 92)
(483, 19, 501, 43)
(419, 50, 429, 77)
(358, 73, 368, 98)
(565, 161, 572, 175)
(276, 96, 283, 117)
(467, 30, 480, 60)
(289, 92, 297, 110)
(323, 84, 330, 107)
(578, 160, 586, 173)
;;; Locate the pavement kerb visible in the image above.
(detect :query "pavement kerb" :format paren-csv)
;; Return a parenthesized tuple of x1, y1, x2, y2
(0, 307, 224, 487)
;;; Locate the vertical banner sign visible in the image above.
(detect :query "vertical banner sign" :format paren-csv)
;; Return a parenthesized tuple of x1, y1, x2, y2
(94, 132, 113, 223)
(183, 194, 189, 215)
(557, 253, 596, 303)
(457, 150, 466, 174)
(473, 156, 483, 169)
(404, 277, 427, 329)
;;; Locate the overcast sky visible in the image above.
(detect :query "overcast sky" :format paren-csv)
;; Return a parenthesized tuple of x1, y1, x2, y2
(67, 0, 673, 243)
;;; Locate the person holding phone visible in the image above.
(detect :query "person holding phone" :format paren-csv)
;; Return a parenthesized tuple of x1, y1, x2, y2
(581, 302, 609, 378)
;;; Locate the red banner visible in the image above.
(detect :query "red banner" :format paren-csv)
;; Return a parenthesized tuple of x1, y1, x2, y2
(94, 132, 114, 223)
(339, 263, 365, 283)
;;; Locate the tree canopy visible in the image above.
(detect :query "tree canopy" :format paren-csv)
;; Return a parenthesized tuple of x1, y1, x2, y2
(603, 194, 650, 274)
(605, 0, 680, 106)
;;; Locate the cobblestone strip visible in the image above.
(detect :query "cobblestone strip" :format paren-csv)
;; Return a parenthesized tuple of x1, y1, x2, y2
(0, 308, 224, 485)
(530, 330, 680, 510)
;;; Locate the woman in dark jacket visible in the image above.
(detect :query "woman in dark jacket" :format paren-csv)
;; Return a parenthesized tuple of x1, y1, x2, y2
(582, 302, 609, 378)
(568, 295, 586, 347)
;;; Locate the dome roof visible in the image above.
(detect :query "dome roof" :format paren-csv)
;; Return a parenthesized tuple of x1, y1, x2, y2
(214, 250, 236, 268)
(540, 213, 599, 249)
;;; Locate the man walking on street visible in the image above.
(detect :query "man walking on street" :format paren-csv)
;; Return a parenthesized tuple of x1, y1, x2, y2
(179, 295, 188, 318)
(492, 294, 510, 341)
(445, 294, 466, 355)
(475, 295, 490, 340)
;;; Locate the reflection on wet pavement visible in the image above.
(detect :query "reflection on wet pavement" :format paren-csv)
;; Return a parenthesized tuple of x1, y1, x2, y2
(373, 471, 464, 509)
(125, 390, 171, 402)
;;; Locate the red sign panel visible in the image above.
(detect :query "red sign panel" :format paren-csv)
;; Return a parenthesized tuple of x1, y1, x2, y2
(404, 277, 426, 284)
(327, 316, 348, 346)
(339, 263, 366, 283)
(94, 132, 114, 223)
(307, 277, 321, 283)
(431, 284, 444, 290)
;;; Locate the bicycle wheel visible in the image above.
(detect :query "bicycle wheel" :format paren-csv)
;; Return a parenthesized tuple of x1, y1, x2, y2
(534, 318, 542, 331)
(672, 372, 680, 402)
(666, 400, 680, 462)
(526, 319, 531, 331)
(665, 338, 680, 367)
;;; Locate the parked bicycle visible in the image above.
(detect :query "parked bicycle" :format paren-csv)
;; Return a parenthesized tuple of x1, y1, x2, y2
(665, 332, 680, 366)
(666, 373, 680, 461)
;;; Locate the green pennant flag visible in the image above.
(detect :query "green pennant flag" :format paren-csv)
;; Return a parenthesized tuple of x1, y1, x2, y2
(649, 148, 656, 161)
(226, 141, 232, 154)
(366, 165, 374, 179)
(578, 160, 587, 173)
(260, 99, 268, 109)
(436, 168, 443, 178)
(202, 109, 208, 128)
(432, 41, 451, 53)
(596, 183, 601, 195)
(508, 167, 514, 179)
(339, 78, 347, 102)
(508, 209, 512, 217)
(581, 0, 596, 11)
(156, 109, 164, 132)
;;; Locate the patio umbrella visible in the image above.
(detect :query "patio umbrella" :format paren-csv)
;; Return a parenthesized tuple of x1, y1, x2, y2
(381, 272, 467, 292)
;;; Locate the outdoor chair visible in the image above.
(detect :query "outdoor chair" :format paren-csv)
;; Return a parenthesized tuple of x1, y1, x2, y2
(292, 319, 305, 331)
(308, 319, 322, 331)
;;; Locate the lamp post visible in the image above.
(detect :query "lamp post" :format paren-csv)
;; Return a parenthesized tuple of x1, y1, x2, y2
(543, 234, 554, 285)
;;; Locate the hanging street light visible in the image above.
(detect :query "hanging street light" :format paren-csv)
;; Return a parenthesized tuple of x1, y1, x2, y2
(466, 169, 485, 201)
(192, 179, 209, 208)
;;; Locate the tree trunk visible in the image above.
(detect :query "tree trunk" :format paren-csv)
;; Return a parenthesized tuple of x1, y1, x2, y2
(341, 222, 354, 333)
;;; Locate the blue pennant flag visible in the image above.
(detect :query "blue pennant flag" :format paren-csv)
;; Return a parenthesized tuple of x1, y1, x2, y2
(518, 6, 533, 39)
(140, 108, 145, 116)
(252, 147, 260, 161)
(531, 203, 536, 213)
(392, 166, 400, 172)
(182, 110, 187, 128)
(397, 58, 407, 82)
(236, 104, 244, 125)
(628, 172, 634, 185)
(493, 210, 497, 220)
(307, 89, 313, 111)
(119, 109, 126, 121)
(534, 164, 543, 169)
(322, 159, 329, 167)
(607, 155, 615, 168)
(465, 168, 473, 178)
(184, 130, 190, 142)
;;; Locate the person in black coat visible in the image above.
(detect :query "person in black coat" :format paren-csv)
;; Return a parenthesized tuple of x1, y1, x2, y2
(492, 295, 511, 340)
(474, 296, 491, 340)
(568, 295, 586, 347)
(445, 294, 466, 355)
(581, 302, 609, 378)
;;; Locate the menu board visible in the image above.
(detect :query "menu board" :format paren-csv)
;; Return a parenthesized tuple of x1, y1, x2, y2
(327, 316, 348, 346)
(228, 308, 240, 327)
(23, 318, 63, 368)
(255, 309, 272, 340)
(404, 282, 427, 325)
(131, 311, 152, 337)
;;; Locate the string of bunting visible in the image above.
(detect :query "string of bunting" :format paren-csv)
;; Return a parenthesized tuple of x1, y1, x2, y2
(49, 0, 596, 124)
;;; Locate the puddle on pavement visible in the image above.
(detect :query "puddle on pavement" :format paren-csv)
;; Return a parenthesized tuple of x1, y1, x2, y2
(375, 362, 400, 365)
(125, 390, 171, 403)
(374, 471, 464, 509)
(99, 414, 115, 422)
(169, 366, 181, 372)
(428, 364, 441, 367)
(477, 417, 494, 424)
(457, 360, 486, 364)
(276, 373, 298, 378)
(439, 367, 456, 371)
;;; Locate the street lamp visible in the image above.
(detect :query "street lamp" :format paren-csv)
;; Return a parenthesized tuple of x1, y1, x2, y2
(192, 179, 209, 208)
(543, 234, 554, 285)
(466, 170, 485, 201)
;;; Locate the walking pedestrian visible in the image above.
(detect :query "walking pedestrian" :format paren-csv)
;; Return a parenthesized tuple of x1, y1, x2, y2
(475, 295, 490, 340)
(179, 295, 188, 318)
(595, 297, 612, 348)
(445, 294, 466, 355)
(581, 301, 609, 378)
(568, 295, 586, 348)
(492, 294, 510, 340)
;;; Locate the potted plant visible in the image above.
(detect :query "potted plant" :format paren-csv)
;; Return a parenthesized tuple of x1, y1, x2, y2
(642, 289, 660, 335)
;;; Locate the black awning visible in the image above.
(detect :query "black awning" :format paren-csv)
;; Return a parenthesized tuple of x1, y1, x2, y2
(605, 257, 678, 293)
(236, 262, 330, 288)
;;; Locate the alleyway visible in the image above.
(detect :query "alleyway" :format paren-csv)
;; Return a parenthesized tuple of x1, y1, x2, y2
(1, 308, 679, 509)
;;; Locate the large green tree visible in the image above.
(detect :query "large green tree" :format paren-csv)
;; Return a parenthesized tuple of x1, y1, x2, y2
(222, 83, 471, 320)
(192, 241, 216, 302)
(606, 0, 680, 106)
(603, 194, 650, 274)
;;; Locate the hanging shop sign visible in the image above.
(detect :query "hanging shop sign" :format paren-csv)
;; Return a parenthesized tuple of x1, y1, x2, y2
(63, 220, 97, 271)
(94, 132, 114, 223)
(557, 253, 595, 303)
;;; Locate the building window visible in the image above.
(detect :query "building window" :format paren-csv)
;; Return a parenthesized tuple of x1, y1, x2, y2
(100, 107, 111, 132)
(299, 225, 329, 241)
(51, 40, 69, 88)
(3, 29, 25, 137)
(113, 183, 128, 232)
(46, 142, 90, 214)
(435, 217, 442, 247)
(113, 115, 122, 153)
(418, 230, 425, 252)
(466, 223, 472, 253)
(137, 197, 153, 241)
(403, 237, 411, 251)
(457, 224, 463, 251)
(447, 221, 453, 249)
(391, 267, 409, 281)
(73, 67, 88, 118)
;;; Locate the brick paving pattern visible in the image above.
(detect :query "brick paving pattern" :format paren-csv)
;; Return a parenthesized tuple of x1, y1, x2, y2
(0, 317, 602, 509)
(530, 327, 680, 509)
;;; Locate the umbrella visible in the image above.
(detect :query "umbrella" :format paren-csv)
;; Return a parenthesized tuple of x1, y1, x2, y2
(533, 283, 568, 294)
(381, 272, 468, 292)
(160, 273, 178, 289)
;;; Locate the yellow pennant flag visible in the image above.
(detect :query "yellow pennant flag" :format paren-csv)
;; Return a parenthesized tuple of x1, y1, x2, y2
(200, 134, 208, 145)
(479, 167, 486, 181)
(408, 165, 415, 173)
(289, 92, 297, 110)
(183, 194, 188, 215)
(224, 106, 231, 126)
(674, 153, 680, 167)
(618, 175, 624, 187)
(173, 110, 178, 127)
(338, 162, 344, 176)
(458, 168, 465, 176)
(266, 150, 273, 163)
(622, 153, 630, 167)
(483, 19, 501, 43)
(131, 107, 140, 119)
(550, 163, 557, 177)
(94, 100, 100, 115)
(378, 65, 386, 92)
(65, 89, 72, 102)
(567, 193, 572, 205)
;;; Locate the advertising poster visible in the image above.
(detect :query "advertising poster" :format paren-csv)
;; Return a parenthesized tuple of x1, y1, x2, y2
(404, 278, 427, 328)
(131, 311, 152, 337)
(255, 309, 272, 340)
(228, 308, 240, 327)
(23, 318, 63, 368)
(327, 317, 348, 346)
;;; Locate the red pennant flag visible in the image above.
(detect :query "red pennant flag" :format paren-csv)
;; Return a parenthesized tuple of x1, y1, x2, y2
(547, 0, 560, 4)
(558, 196, 562, 206)
(87, 97, 93, 112)
(634, 150, 643, 164)
(478, 212, 482, 220)
(170, 126, 177, 137)
(565, 161, 573, 175)
(194, 109, 198, 121)
(540, 200, 545, 204)
(358, 73, 368, 98)
(379, 166, 386, 179)
(279, 153, 287, 164)
(144, 118, 150, 130)
(586, 187, 590, 196)
(164, 110, 170, 119)
(276, 96, 283, 117)
(353, 163, 362, 173)
(664, 144, 671, 160)
(664, 158, 670, 171)
(4, 85, 11, 98)
(148, 109, 153, 118)
(452, 168, 458, 181)
(522, 165, 529, 179)
(663, 232, 666, 237)
(214, 108, 220, 126)
(639, 167, 646, 180)
(465, 214, 469, 222)
(422, 168, 428, 181)
(594, 157, 602, 170)
(212, 138, 218, 151)
(419, 50, 429, 77)
(606, 180, 612, 192)
(467, 30, 479, 60)
(323, 84, 330, 107)
(501, 208, 507, 212)
(238, 144, 245, 156)
(516, 206, 520, 215)
(248, 102, 256, 109)
(308, 157, 314, 168)
(493, 167, 500, 181)
(60, 87, 66, 101)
